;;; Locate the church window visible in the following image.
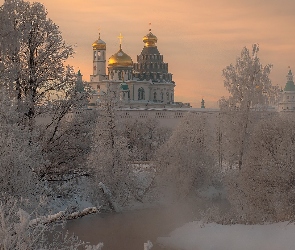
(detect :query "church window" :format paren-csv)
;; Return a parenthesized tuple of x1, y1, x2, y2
(166, 92, 169, 101)
(287, 96, 289, 99)
(97, 51, 101, 56)
(171, 93, 173, 102)
(161, 92, 164, 101)
(153, 92, 157, 101)
(94, 51, 96, 59)
(138, 87, 145, 100)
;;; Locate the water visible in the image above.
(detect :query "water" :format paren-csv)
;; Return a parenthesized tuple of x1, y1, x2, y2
(65, 202, 202, 250)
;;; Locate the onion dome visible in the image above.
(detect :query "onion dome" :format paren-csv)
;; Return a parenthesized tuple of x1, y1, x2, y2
(108, 48, 133, 67)
(92, 34, 106, 50)
(143, 31, 158, 47)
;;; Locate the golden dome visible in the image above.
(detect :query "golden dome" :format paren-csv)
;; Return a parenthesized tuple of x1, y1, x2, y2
(143, 31, 158, 47)
(92, 35, 106, 50)
(108, 48, 133, 67)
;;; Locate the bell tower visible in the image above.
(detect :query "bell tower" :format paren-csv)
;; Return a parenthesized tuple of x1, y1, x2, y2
(91, 33, 107, 81)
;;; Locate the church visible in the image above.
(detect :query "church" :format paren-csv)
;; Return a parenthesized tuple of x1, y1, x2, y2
(87, 29, 191, 108)
(278, 68, 295, 112)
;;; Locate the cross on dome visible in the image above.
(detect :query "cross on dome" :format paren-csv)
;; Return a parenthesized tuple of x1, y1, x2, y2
(118, 33, 123, 49)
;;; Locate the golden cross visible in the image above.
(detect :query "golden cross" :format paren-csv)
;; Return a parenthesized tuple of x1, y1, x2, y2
(98, 27, 101, 39)
(118, 33, 123, 48)
(149, 22, 152, 32)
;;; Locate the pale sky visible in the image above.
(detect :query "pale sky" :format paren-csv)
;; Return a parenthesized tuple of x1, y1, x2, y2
(2, 0, 295, 107)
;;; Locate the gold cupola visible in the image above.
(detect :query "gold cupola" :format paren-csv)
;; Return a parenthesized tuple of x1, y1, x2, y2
(143, 29, 158, 47)
(92, 34, 106, 50)
(108, 48, 133, 67)
(108, 33, 133, 67)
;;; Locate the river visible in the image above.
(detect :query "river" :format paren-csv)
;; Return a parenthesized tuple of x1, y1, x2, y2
(64, 201, 205, 250)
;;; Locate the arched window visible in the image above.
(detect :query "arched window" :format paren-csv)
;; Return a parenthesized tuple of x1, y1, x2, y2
(161, 92, 164, 101)
(153, 92, 157, 101)
(166, 92, 169, 101)
(138, 87, 145, 100)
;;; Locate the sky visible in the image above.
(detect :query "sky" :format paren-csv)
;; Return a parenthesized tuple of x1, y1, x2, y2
(2, 0, 295, 108)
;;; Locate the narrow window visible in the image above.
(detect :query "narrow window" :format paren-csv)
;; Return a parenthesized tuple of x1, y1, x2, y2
(138, 87, 145, 100)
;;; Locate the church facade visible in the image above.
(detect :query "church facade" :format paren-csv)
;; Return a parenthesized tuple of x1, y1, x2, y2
(88, 30, 190, 108)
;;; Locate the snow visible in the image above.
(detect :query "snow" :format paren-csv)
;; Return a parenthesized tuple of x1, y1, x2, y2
(144, 240, 153, 250)
(157, 221, 295, 250)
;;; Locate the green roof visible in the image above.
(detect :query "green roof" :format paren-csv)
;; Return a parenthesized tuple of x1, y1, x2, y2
(284, 82, 295, 91)
(284, 69, 295, 91)
(120, 82, 129, 91)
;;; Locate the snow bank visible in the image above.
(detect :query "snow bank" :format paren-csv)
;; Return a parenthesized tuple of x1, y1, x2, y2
(157, 221, 295, 250)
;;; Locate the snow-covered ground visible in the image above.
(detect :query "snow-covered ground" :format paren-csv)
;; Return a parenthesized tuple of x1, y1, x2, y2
(157, 221, 295, 250)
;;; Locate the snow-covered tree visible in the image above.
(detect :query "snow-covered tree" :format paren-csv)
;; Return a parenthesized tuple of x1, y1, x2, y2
(220, 44, 274, 170)
(87, 84, 133, 207)
(39, 90, 93, 177)
(0, 89, 48, 201)
(225, 113, 295, 223)
(0, 0, 75, 126)
(156, 112, 217, 198)
(0, 0, 92, 180)
(122, 118, 172, 162)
